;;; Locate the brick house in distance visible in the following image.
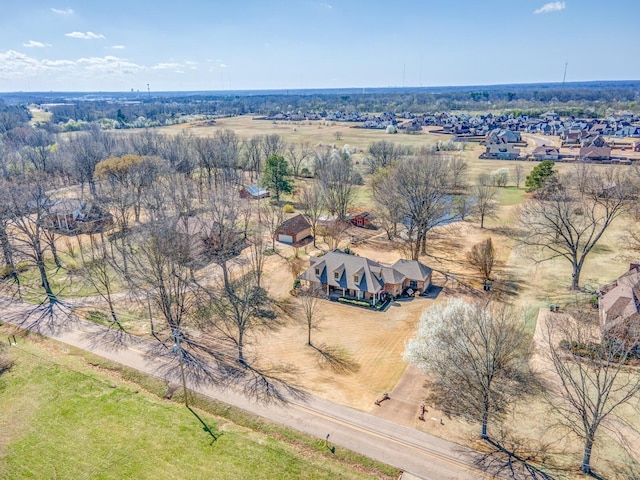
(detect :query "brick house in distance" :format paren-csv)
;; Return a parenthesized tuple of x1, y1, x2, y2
(598, 263, 640, 353)
(276, 214, 313, 245)
(298, 249, 432, 305)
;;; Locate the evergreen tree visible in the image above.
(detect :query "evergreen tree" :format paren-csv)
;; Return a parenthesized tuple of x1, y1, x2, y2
(525, 160, 555, 192)
(261, 154, 293, 202)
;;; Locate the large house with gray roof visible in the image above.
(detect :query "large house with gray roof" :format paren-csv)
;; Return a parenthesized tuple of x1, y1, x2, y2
(298, 249, 432, 305)
(599, 263, 640, 352)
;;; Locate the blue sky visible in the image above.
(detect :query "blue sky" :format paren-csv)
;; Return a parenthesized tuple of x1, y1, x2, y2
(0, 1, 638, 92)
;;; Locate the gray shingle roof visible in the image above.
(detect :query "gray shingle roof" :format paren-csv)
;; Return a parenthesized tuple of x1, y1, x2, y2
(299, 249, 431, 295)
(392, 259, 432, 282)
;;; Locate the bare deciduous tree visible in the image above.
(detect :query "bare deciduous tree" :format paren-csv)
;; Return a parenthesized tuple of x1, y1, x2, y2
(467, 238, 495, 284)
(318, 153, 357, 220)
(367, 140, 407, 174)
(261, 134, 286, 159)
(260, 201, 284, 251)
(285, 142, 311, 178)
(447, 156, 468, 191)
(5, 178, 63, 311)
(514, 164, 524, 189)
(299, 182, 324, 247)
(321, 220, 350, 251)
(474, 174, 499, 229)
(80, 233, 124, 331)
(518, 168, 631, 290)
(374, 154, 462, 259)
(299, 284, 324, 346)
(242, 135, 264, 183)
(544, 308, 640, 474)
(204, 263, 273, 364)
(404, 298, 533, 439)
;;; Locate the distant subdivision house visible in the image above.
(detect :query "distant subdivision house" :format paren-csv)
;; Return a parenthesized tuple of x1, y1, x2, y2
(487, 129, 521, 144)
(298, 249, 432, 305)
(276, 214, 313, 245)
(482, 141, 520, 160)
(47, 199, 113, 234)
(532, 146, 560, 161)
(579, 146, 612, 162)
(239, 184, 270, 200)
(599, 263, 640, 353)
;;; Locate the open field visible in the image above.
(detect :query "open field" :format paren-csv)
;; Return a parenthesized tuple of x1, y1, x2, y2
(160, 114, 638, 181)
(27, 106, 52, 125)
(0, 327, 396, 480)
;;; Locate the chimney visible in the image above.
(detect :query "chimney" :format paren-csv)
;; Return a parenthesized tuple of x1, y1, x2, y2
(630, 262, 640, 271)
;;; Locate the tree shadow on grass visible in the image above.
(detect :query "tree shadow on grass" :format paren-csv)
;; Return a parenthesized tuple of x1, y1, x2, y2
(463, 429, 564, 480)
(311, 343, 360, 375)
(149, 334, 307, 406)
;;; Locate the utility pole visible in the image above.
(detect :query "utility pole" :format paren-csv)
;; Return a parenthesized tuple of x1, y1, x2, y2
(147, 83, 151, 99)
(562, 61, 568, 87)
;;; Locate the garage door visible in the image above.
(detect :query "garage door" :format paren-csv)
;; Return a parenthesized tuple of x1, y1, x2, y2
(278, 234, 293, 244)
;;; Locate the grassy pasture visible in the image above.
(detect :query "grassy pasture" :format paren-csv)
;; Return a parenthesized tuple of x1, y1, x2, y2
(0, 329, 396, 480)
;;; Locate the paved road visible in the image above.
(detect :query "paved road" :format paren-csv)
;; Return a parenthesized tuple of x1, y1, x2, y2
(0, 295, 483, 480)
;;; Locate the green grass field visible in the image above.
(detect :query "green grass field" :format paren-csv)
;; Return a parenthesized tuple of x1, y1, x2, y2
(498, 186, 526, 206)
(0, 331, 396, 480)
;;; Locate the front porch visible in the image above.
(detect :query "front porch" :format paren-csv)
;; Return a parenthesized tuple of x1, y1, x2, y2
(325, 285, 383, 305)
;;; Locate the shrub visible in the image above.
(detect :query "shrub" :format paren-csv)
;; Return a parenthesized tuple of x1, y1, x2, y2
(338, 297, 371, 307)
(283, 204, 295, 213)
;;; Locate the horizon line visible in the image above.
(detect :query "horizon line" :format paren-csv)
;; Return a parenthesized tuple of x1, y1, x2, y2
(2, 79, 640, 96)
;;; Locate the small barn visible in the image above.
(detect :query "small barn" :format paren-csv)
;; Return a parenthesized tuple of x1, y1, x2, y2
(240, 184, 270, 200)
(350, 212, 377, 229)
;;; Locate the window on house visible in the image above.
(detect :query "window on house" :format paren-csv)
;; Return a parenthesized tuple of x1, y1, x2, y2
(410, 281, 418, 289)
(354, 275, 359, 283)
(334, 272, 339, 280)
(315, 268, 320, 276)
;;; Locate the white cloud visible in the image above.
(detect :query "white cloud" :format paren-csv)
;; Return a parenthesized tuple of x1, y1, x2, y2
(151, 62, 183, 70)
(23, 40, 51, 48)
(0, 50, 145, 80)
(111, 45, 126, 49)
(51, 7, 74, 15)
(219, 63, 227, 68)
(534, 2, 566, 14)
(320, 2, 333, 9)
(65, 31, 106, 40)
